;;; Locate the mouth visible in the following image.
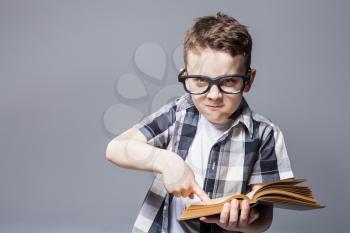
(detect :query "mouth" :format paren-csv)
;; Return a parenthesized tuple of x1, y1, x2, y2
(206, 105, 224, 109)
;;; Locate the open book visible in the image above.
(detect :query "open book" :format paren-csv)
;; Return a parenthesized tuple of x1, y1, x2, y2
(179, 178, 324, 221)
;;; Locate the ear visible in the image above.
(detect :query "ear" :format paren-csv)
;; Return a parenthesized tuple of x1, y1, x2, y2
(243, 68, 256, 92)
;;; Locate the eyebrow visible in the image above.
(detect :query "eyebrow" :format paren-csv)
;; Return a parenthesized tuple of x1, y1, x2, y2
(186, 66, 250, 77)
(185, 72, 247, 78)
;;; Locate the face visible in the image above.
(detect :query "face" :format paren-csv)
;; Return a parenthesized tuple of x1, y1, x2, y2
(185, 47, 256, 124)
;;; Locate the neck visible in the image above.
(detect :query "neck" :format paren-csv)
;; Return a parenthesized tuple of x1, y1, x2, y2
(204, 116, 233, 131)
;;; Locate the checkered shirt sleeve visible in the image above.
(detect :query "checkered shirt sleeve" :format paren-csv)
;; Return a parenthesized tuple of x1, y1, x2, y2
(132, 100, 177, 149)
(248, 124, 294, 185)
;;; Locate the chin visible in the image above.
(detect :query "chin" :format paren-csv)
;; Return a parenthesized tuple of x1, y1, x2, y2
(197, 106, 227, 121)
(206, 115, 226, 124)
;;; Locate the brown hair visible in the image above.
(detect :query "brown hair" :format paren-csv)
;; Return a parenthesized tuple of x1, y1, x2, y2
(183, 12, 252, 73)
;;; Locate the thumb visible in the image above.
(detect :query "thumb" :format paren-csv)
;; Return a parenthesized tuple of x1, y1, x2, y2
(200, 216, 219, 224)
(248, 209, 260, 224)
(193, 183, 212, 204)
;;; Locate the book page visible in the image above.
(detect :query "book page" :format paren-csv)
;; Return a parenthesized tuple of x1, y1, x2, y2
(187, 194, 233, 206)
(188, 193, 247, 207)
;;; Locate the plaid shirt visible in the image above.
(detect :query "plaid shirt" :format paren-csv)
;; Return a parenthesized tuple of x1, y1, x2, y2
(131, 93, 294, 233)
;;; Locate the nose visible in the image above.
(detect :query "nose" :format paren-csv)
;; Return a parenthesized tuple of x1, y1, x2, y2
(206, 84, 222, 100)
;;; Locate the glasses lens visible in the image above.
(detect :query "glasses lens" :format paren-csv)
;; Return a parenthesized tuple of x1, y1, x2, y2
(185, 77, 209, 94)
(219, 76, 244, 93)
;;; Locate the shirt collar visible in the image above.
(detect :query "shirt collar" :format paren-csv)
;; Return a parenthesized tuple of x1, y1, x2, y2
(233, 97, 254, 138)
(177, 93, 254, 138)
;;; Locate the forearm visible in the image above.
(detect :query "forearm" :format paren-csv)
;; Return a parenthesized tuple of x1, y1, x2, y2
(106, 138, 177, 174)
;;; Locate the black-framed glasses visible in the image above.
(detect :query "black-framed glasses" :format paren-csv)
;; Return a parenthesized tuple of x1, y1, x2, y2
(177, 67, 251, 95)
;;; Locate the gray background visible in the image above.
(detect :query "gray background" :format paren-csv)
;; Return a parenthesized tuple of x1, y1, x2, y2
(1, 0, 349, 232)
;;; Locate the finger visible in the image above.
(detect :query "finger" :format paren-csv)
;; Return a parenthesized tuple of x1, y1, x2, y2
(219, 202, 230, 225)
(229, 199, 240, 227)
(239, 199, 250, 227)
(248, 208, 260, 224)
(200, 216, 219, 224)
(180, 189, 188, 198)
(193, 184, 212, 204)
(181, 188, 192, 198)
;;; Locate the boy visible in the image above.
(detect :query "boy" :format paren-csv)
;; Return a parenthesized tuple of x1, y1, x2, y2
(106, 12, 294, 233)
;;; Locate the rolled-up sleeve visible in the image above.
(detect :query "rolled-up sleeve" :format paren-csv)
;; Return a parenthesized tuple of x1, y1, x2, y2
(132, 101, 177, 149)
(248, 125, 294, 185)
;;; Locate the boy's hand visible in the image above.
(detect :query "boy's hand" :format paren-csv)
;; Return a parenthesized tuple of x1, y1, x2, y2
(159, 152, 212, 204)
(199, 199, 260, 231)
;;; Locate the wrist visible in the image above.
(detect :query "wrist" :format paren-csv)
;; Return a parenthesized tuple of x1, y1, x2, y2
(153, 150, 180, 174)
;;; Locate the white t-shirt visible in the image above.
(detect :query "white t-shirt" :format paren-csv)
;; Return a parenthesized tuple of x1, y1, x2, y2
(169, 113, 233, 233)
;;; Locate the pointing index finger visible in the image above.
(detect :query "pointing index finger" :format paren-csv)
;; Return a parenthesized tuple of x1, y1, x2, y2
(193, 184, 212, 204)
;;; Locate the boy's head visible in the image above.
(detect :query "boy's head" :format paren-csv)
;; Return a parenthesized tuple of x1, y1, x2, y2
(180, 12, 256, 124)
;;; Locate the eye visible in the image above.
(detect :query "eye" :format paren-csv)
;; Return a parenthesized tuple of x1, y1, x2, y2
(194, 77, 205, 83)
(221, 78, 238, 86)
